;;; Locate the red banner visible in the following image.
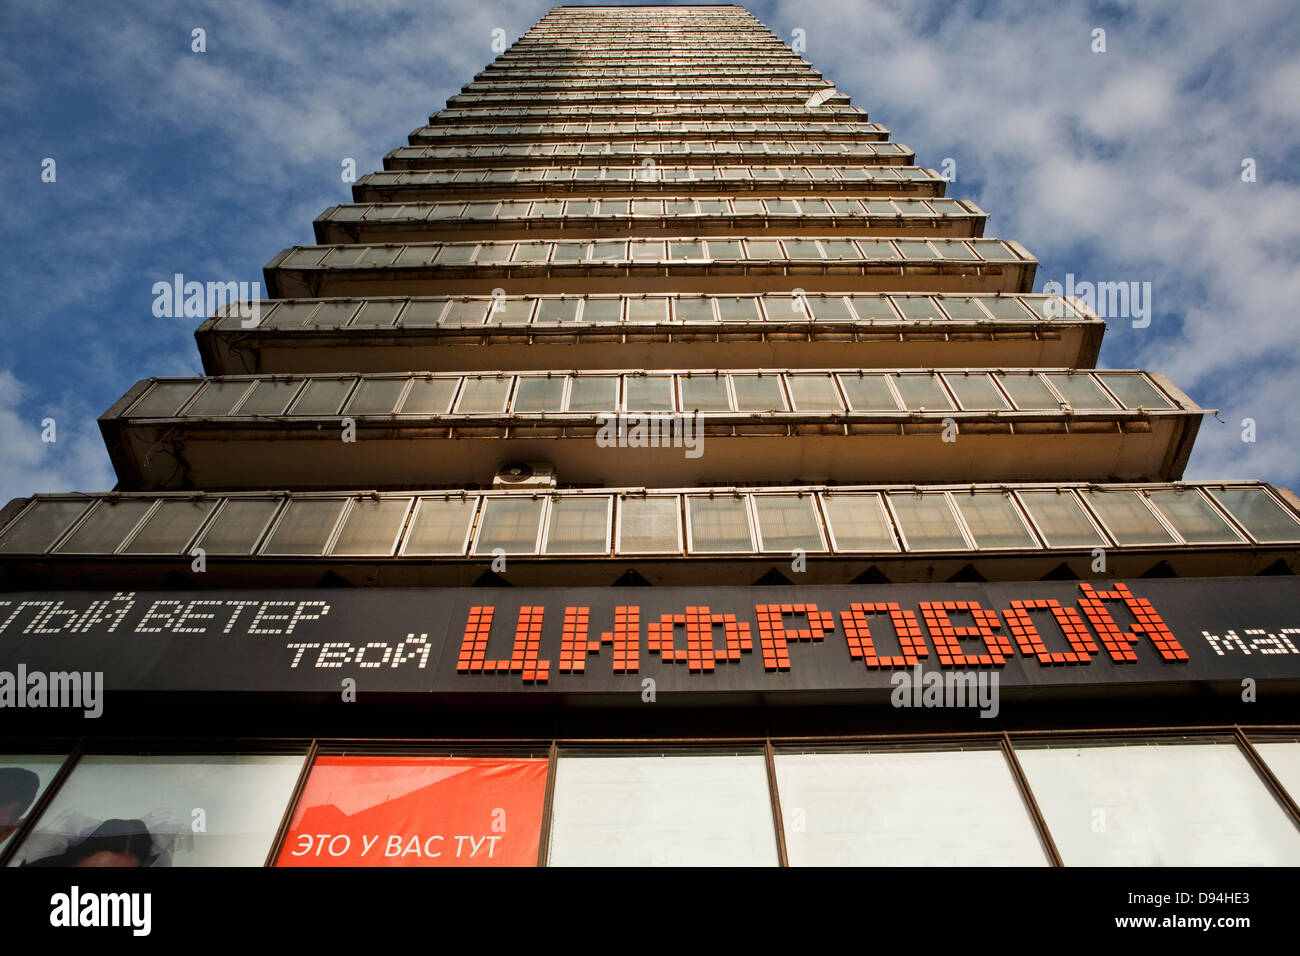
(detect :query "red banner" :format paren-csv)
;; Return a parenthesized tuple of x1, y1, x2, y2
(275, 755, 547, 867)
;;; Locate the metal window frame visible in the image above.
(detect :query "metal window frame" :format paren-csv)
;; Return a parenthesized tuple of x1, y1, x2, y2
(398, 495, 479, 557)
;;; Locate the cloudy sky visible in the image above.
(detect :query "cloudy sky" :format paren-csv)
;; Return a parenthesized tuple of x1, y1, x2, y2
(2, 0, 1297, 503)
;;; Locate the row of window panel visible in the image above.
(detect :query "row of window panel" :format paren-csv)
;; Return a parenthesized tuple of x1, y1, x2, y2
(394, 141, 909, 159)
(122, 371, 1171, 421)
(415, 122, 889, 137)
(6, 736, 1300, 866)
(277, 238, 1028, 269)
(433, 104, 861, 119)
(451, 90, 837, 103)
(363, 165, 936, 185)
(477, 69, 821, 79)
(223, 293, 1083, 331)
(326, 197, 972, 222)
(4, 485, 1296, 559)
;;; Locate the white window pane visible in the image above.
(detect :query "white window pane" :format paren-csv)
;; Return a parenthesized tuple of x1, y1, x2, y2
(567, 377, 618, 412)
(473, 498, 543, 554)
(544, 497, 610, 554)
(123, 499, 218, 554)
(626, 298, 668, 323)
(513, 377, 564, 412)
(822, 494, 897, 551)
(891, 374, 953, 410)
(889, 494, 966, 550)
(680, 376, 731, 412)
(328, 498, 411, 556)
(1045, 373, 1116, 409)
(547, 754, 778, 866)
(753, 495, 825, 552)
(997, 373, 1059, 410)
(289, 379, 353, 416)
(402, 498, 476, 555)
(945, 373, 1008, 410)
(183, 381, 252, 417)
(1145, 489, 1243, 544)
(1209, 487, 1300, 543)
(617, 497, 680, 553)
(344, 378, 407, 415)
(238, 380, 302, 416)
(687, 497, 754, 552)
(1016, 739, 1300, 865)
(776, 750, 1048, 866)
(441, 300, 488, 326)
(261, 499, 346, 555)
(804, 295, 854, 321)
(952, 494, 1037, 549)
(1017, 491, 1105, 547)
(1254, 740, 1300, 806)
(1080, 490, 1175, 545)
(1097, 373, 1174, 409)
(534, 299, 579, 325)
(624, 375, 674, 412)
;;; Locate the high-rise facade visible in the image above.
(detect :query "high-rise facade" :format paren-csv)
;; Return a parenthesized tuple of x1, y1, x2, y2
(2, 5, 1299, 867)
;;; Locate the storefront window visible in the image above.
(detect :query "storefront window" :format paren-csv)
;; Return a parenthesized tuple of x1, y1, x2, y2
(547, 752, 777, 866)
(9, 754, 304, 867)
(1015, 738, 1300, 865)
(774, 748, 1048, 866)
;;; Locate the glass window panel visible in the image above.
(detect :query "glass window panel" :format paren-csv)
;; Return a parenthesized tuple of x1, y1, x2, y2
(344, 378, 407, 415)
(668, 241, 706, 260)
(261, 499, 347, 555)
(485, 298, 534, 325)
(1017, 491, 1105, 547)
(848, 296, 898, 321)
(350, 300, 402, 328)
(274, 755, 547, 868)
(744, 239, 784, 259)
(715, 296, 760, 321)
(974, 241, 1019, 260)
(821, 494, 897, 551)
(687, 497, 754, 552)
(626, 298, 668, 324)
(551, 242, 588, 263)
(804, 295, 854, 321)
(945, 373, 1008, 410)
(1145, 489, 1243, 544)
(54, 499, 154, 554)
(764, 199, 798, 215)
(732, 198, 765, 215)
(753, 495, 825, 552)
(238, 380, 302, 416)
(0, 755, 67, 852)
(680, 376, 731, 412)
(731, 375, 786, 411)
(8, 754, 304, 867)
(893, 296, 944, 321)
(705, 239, 744, 260)
(544, 497, 611, 554)
(952, 494, 1037, 549)
(630, 240, 666, 262)
(194, 498, 281, 555)
(473, 498, 544, 554)
(328, 498, 411, 556)
(937, 297, 989, 321)
(123, 499, 217, 554)
(566, 377, 619, 412)
(455, 377, 511, 413)
(1016, 739, 1300, 866)
(983, 296, 1037, 320)
(997, 373, 1060, 410)
(511, 243, 550, 264)
(775, 749, 1048, 866)
(837, 374, 898, 411)
(889, 494, 967, 550)
(891, 374, 954, 410)
(896, 240, 939, 259)
(632, 199, 665, 216)
(1096, 373, 1174, 409)
(1080, 490, 1176, 545)
(474, 244, 513, 265)
(782, 239, 823, 259)
(818, 240, 861, 260)
(856, 239, 899, 259)
(402, 497, 476, 555)
(182, 381, 251, 417)
(547, 753, 777, 866)
(0, 500, 92, 554)
(430, 244, 475, 265)
(1209, 487, 1300, 542)
(787, 375, 844, 412)
(297, 301, 361, 328)
(289, 378, 354, 415)
(260, 301, 320, 329)
(930, 239, 980, 260)
(617, 497, 680, 553)
(625, 376, 674, 412)
(1254, 740, 1300, 805)
(672, 297, 715, 322)
(534, 299, 579, 325)
(128, 382, 199, 418)
(400, 378, 457, 414)
(513, 377, 564, 413)
(1045, 373, 1117, 409)
(440, 300, 489, 327)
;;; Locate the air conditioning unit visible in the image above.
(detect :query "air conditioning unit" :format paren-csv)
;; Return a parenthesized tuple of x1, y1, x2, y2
(493, 461, 557, 490)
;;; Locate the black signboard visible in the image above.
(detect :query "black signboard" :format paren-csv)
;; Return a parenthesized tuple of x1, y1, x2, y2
(0, 578, 1297, 707)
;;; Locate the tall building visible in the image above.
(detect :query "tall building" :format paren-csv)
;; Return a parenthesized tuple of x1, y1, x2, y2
(2, 4, 1299, 868)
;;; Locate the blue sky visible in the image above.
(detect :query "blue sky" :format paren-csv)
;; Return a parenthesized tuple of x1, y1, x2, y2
(2, 0, 1298, 502)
